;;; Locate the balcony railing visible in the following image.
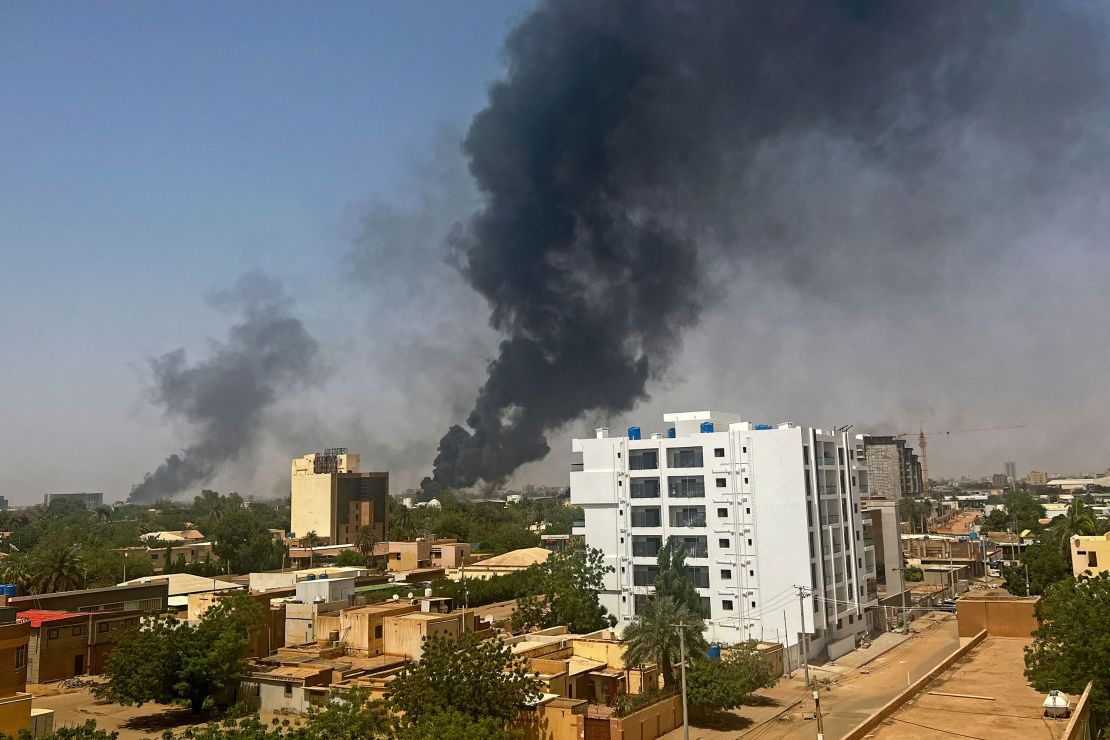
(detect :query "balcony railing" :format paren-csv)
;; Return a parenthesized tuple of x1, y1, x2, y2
(570, 463, 584, 472)
(670, 516, 707, 528)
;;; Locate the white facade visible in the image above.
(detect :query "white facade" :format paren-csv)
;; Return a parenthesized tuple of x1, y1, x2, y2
(570, 411, 878, 660)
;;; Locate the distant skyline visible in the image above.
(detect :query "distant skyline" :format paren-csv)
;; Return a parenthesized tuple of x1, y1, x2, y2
(4, 2, 1110, 505)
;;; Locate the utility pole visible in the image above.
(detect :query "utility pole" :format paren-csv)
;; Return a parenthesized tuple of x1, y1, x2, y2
(899, 567, 910, 632)
(674, 623, 690, 740)
(1024, 562, 1031, 596)
(813, 687, 826, 740)
(796, 585, 810, 687)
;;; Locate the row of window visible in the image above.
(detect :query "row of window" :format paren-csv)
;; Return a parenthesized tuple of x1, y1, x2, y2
(627, 593, 754, 618)
(629, 505, 751, 530)
(628, 474, 751, 499)
(45, 618, 138, 641)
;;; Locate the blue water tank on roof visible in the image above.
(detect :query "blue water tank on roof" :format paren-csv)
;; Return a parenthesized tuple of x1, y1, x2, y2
(969, 531, 979, 540)
(306, 574, 316, 581)
(700, 422, 714, 433)
(667, 427, 676, 438)
(628, 426, 641, 440)
(755, 424, 773, 430)
(319, 573, 329, 579)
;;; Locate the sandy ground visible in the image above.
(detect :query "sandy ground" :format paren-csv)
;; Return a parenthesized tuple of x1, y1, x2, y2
(661, 612, 961, 740)
(31, 684, 219, 739)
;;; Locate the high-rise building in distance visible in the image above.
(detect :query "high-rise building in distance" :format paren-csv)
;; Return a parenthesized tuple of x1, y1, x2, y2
(290, 450, 387, 545)
(43, 492, 103, 509)
(1004, 461, 1017, 483)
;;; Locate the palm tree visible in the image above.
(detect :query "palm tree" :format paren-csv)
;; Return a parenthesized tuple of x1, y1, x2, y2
(353, 526, 379, 569)
(0, 553, 33, 596)
(303, 530, 322, 568)
(1054, 498, 1099, 555)
(622, 595, 708, 689)
(29, 543, 87, 594)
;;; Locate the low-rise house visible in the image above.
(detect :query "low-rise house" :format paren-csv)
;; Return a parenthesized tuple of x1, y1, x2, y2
(0, 603, 42, 737)
(10, 582, 168, 615)
(114, 541, 215, 573)
(118, 574, 241, 610)
(452, 547, 550, 580)
(1070, 532, 1110, 577)
(19, 609, 142, 682)
(139, 529, 206, 543)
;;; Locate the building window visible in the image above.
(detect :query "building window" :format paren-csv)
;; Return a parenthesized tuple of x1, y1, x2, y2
(718, 538, 730, 548)
(98, 623, 109, 633)
(720, 569, 732, 579)
(631, 506, 662, 527)
(685, 566, 710, 588)
(747, 539, 753, 546)
(749, 569, 755, 577)
(14, 646, 25, 671)
(668, 476, 705, 498)
(745, 507, 751, 515)
(48, 629, 58, 640)
(629, 450, 658, 471)
(632, 536, 663, 558)
(722, 600, 734, 611)
(717, 508, 728, 517)
(284, 683, 293, 697)
(1090, 552, 1099, 568)
(633, 565, 659, 586)
(742, 446, 747, 453)
(668, 506, 706, 528)
(630, 478, 661, 499)
(71, 627, 82, 636)
(667, 447, 704, 468)
(375, 625, 383, 639)
(743, 477, 749, 484)
(751, 601, 756, 609)
(714, 448, 725, 458)
(677, 536, 708, 558)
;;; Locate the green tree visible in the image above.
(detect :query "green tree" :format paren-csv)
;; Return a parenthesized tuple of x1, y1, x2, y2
(334, 550, 367, 567)
(95, 592, 263, 713)
(654, 538, 706, 616)
(352, 526, 379, 569)
(212, 508, 286, 574)
(1051, 499, 1098, 556)
(904, 565, 924, 582)
(622, 595, 707, 690)
(510, 545, 614, 633)
(394, 707, 517, 740)
(685, 642, 776, 715)
(387, 632, 542, 726)
(29, 542, 87, 594)
(1002, 539, 1071, 596)
(1025, 573, 1110, 725)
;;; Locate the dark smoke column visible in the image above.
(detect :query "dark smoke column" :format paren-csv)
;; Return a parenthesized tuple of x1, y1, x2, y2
(130, 272, 318, 502)
(423, 0, 704, 495)
(426, 0, 1091, 495)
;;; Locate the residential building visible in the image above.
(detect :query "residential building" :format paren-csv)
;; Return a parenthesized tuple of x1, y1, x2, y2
(118, 574, 240, 610)
(0, 605, 34, 736)
(372, 539, 473, 572)
(10, 582, 168, 615)
(19, 609, 143, 682)
(570, 411, 877, 661)
(289, 450, 388, 545)
(1004, 461, 1017, 484)
(1028, 470, 1049, 486)
(991, 473, 1010, 488)
(138, 529, 206, 543)
(448, 547, 549, 580)
(861, 437, 922, 498)
(859, 499, 901, 592)
(42, 492, 103, 509)
(113, 540, 215, 573)
(1069, 533, 1110, 577)
(0, 497, 8, 512)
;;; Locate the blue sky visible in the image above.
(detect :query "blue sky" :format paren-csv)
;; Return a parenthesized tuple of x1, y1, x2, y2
(0, 2, 532, 503)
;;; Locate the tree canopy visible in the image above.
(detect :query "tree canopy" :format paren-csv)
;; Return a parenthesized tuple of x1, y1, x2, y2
(685, 642, 777, 715)
(94, 592, 263, 713)
(510, 545, 615, 633)
(1025, 573, 1110, 725)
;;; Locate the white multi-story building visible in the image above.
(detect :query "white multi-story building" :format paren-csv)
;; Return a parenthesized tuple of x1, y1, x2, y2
(571, 411, 878, 663)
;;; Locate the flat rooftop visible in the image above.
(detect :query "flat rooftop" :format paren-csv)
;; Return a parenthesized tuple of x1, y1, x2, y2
(868, 636, 1072, 739)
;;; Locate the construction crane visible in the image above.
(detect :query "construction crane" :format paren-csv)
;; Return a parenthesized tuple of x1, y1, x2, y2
(893, 423, 1027, 494)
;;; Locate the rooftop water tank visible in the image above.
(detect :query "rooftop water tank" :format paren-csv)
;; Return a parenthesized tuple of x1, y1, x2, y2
(306, 574, 316, 581)
(628, 426, 641, 440)
(319, 573, 329, 579)
(700, 422, 714, 433)
(667, 427, 676, 438)
(1043, 690, 1071, 718)
(755, 424, 773, 430)
(707, 643, 721, 660)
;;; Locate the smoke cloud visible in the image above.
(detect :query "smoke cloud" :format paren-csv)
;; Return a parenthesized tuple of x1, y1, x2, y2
(130, 272, 319, 502)
(424, 0, 1110, 494)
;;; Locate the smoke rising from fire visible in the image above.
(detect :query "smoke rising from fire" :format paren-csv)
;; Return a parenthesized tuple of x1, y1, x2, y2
(423, 0, 1110, 495)
(129, 272, 318, 502)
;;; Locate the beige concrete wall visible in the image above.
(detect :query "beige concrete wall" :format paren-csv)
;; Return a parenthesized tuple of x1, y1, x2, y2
(1063, 681, 1094, 740)
(611, 694, 681, 740)
(336, 603, 417, 656)
(956, 598, 1038, 638)
(1071, 534, 1110, 577)
(0, 692, 31, 738)
(517, 700, 585, 740)
(291, 472, 335, 542)
(382, 614, 460, 660)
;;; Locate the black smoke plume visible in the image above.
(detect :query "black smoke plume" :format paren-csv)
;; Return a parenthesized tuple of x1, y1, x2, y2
(130, 272, 318, 501)
(424, 0, 1108, 495)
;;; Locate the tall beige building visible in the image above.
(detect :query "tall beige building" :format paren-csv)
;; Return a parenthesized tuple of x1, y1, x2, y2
(290, 449, 388, 545)
(1027, 470, 1049, 486)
